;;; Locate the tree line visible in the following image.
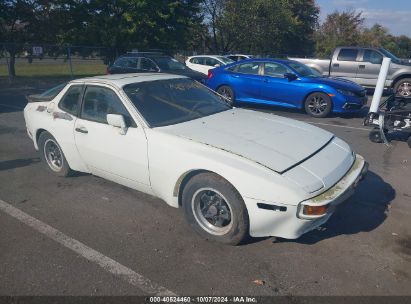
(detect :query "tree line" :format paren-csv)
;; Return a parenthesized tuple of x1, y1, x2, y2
(1, 0, 411, 78)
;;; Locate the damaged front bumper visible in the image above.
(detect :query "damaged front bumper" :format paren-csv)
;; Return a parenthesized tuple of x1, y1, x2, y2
(246, 154, 368, 239)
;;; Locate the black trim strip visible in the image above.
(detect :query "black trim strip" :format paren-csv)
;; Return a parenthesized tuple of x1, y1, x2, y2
(257, 203, 287, 212)
(280, 136, 335, 174)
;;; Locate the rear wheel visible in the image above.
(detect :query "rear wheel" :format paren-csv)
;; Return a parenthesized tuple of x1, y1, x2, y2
(394, 78, 411, 98)
(304, 92, 332, 118)
(182, 172, 249, 245)
(217, 85, 235, 106)
(38, 131, 72, 177)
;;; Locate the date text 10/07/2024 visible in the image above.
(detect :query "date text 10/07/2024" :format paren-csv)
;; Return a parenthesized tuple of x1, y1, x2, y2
(147, 297, 258, 303)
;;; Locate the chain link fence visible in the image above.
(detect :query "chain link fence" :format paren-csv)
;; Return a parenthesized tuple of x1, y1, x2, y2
(0, 42, 312, 82)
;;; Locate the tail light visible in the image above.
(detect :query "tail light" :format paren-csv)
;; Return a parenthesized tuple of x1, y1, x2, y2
(207, 69, 213, 79)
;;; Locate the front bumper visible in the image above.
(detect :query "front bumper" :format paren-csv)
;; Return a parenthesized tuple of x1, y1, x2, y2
(246, 154, 368, 239)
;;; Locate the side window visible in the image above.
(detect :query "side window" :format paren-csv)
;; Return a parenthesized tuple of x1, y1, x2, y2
(190, 57, 203, 64)
(114, 58, 127, 67)
(337, 49, 359, 61)
(264, 62, 290, 77)
(236, 62, 260, 75)
(363, 50, 383, 64)
(81, 86, 136, 127)
(140, 58, 158, 71)
(58, 85, 83, 116)
(126, 59, 138, 69)
(205, 57, 219, 66)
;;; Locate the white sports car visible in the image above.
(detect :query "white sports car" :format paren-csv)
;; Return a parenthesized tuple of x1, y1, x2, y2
(24, 73, 368, 245)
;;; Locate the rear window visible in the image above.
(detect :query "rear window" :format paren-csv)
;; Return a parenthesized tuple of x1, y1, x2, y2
(337, 49, 358, 61)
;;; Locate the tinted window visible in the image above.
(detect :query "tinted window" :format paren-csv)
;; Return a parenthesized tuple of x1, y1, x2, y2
(39, 83, 67, 100)
(217, 56, 234, 64)
(287, 61, 321, 77)
(337, 49, 358, 61)
(123, 78, 230, 127)
(151, 56, 186, 70)
(59, 85, 83, 116)
(205, 57, 219, 66)
(264, 62, 290, 77)
(140, 58, 158, 71)
(114, 58, 137, 68)
(363, 50, 383, 64)
(236, 62, 260, 75)
(81, 86, 135, 127)
(190, 57, 203, 64)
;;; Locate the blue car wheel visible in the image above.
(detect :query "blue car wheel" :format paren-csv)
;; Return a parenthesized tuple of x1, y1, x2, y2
(304, 92, 332, 118)
(217, 85, 235, 105)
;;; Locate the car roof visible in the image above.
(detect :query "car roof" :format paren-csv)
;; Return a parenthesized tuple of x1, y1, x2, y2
(69, 73, 187, 88)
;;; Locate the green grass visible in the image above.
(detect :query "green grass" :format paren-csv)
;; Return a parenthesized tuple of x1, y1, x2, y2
(0, 62, 107, 89)
(0, 62, 106, 77)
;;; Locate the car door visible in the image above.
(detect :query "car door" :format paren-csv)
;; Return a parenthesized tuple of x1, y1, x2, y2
(330, 48, 360, 82)
(74, 84, 151, 192)
(227, 61, 263, 102)
(356, 49, 384, 87)
(259, 62, 305, 108)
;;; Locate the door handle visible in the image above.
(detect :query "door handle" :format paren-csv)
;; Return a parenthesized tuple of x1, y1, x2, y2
(359, 65, 366, 69)
(75, 127, 88, 134)
(333, 63, 339, 68)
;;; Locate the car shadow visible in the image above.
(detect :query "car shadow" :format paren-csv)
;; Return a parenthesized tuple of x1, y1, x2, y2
(279, 170, 395, 245)
(0, 158, 40, 171)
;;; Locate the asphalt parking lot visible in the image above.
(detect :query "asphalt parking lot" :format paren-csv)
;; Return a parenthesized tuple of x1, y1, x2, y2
(0, 82, 410, 296)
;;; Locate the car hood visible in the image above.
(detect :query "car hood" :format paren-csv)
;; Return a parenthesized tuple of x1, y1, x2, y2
(158, 108, 334, 173)
(307, 76, 364, 91)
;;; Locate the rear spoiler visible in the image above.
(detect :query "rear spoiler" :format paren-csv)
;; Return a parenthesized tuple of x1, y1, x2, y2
(26, 94, 54, 103)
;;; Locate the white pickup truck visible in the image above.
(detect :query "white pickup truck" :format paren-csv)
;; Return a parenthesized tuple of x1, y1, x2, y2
(290, 47, 411, 97)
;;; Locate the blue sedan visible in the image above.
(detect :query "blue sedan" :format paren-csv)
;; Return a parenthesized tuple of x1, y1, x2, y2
(206, 59, 367, 117)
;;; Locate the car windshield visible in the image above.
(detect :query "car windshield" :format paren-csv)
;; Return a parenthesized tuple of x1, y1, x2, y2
(123, 78, 231, 127)
(38, 83, 67, 100)
(217, 56, 234, 64)
(287, 61, 321, 77)
(379, 48, 401, 63)
(151, 56, 186, 70)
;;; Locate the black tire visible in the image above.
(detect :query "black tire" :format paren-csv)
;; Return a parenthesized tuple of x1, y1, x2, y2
(38, 131, 72, 177)
(393, 78, 411, 98)
(304, 92, 332, 118)
(182, 172, 249, 245)
(217, 85, 235, 106)
(369, 128, 383, 143)
(407, 136, 411, 148)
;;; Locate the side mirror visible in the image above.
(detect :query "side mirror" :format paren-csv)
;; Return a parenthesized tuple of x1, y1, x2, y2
(284, 72, 298, 81)
(107, 114, 127, 135)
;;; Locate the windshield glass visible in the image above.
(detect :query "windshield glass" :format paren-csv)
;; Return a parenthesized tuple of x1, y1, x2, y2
(379, 48, 400, 62)
(38, 83, 67, 100)
(217, 56, 234, 64)
(287, 61, 321, 77)
(152, 56, 186, 70)
(123, 78, 231, 127)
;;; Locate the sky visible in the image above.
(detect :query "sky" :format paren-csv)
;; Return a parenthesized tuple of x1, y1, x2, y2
(316, 0, 411, 37)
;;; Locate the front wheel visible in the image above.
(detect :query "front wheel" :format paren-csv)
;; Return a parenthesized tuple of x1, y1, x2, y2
(394, 78, 411, 98)
(304, 92, 332, 118)
(182, 173, 249, 245)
